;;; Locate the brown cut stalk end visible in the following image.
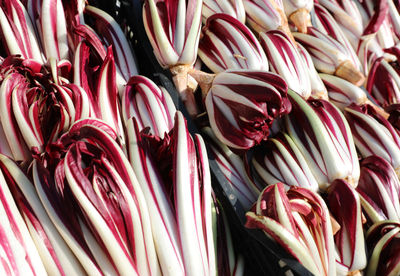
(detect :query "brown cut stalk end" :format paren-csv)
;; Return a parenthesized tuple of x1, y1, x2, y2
(395, 167, 400, 180)
(383, 52, 397, 63)
(170, 64, 191, 77)
(188, 69, 216, 100)
(269, 1, 295, 44)
(278, 24, 297, 45)
(187, 74, 199, 94)
(365, 99, 390, 119)
(289, 8, 311, 34)
(171, 64, 199, 117)
(344, 176, 358, 188)
(330, 213, 341, 235)
(347, 270, 361, 276)
(335, 60, 365, 87)
(361, 212, 367, 224)
(311, 89, 329, 101)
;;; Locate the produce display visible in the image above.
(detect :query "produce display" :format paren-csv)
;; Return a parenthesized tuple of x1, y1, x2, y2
(0, 0, 399, 275)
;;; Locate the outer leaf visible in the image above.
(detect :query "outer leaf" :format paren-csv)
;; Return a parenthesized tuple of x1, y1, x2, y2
(32, 159, 116, 276)
(366, 57, 400, 107)
(308, 98, 360, 185)
(203, 127, 259, 209)
(255, 183, 298, 236)
(357, 156, 400, 224)
(198, 14, 268, 73)
(142, 0, 203, 67)
(252, 132, 319, 191)
(245, 211, 320, 275)
(286, 89, 358, 189)
(40, 0, 69, 60)
(0, 154, 85, 276)
(366, 221, 400, 276)
(242, 0, 288, 34)
(195, 133, 216, 276)
(126, 117, 185, 276)
(122, 75, 175, 138)
(313, 4, 362, 73)
(288, 187, 337, 276)
(260, 30, 311, 99)
(206, 69, 290, 150)
(61, 120, 160, 276)
(173, 112, 209, 275)
(85, 6, 138, 82)
(202, 0, 245, 23)
(0, 0, 43, 62)
(297, 44, 327, 99)
(319, 73, 367, 110)
(317, 0, 363, 50)
(0, 72, 30, 161)
(0, 165, 47, 276)
(328, 179, 367, 271)
(94, 48, 125, 142)
(293, 27, 364, 86)
(345, 104, 400, 173)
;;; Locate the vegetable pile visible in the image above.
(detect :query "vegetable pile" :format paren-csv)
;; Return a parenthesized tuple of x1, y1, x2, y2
(0, 0, 400, 275)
